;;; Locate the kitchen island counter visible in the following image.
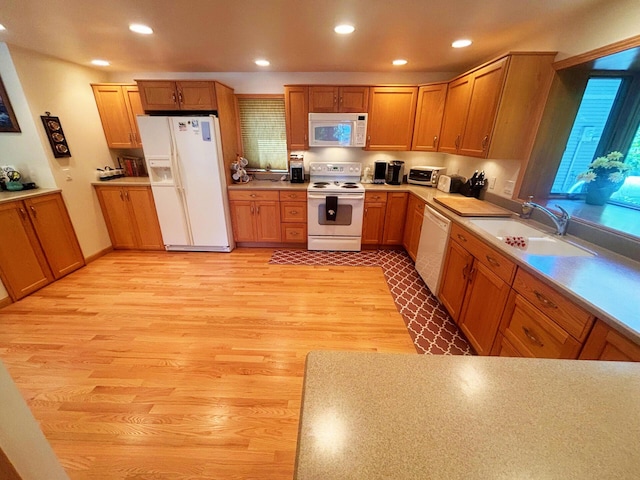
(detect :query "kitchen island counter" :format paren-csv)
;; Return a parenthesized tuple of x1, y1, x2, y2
(295, 351, 640, 479)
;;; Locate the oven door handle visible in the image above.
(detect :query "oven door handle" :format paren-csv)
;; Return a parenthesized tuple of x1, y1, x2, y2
(307, 193, 365, 200)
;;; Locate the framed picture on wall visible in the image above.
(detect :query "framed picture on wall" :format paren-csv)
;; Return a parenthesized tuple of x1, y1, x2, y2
(0, 74, 21, 133)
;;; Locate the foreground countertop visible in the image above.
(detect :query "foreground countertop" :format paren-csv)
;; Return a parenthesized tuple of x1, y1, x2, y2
(0, 187, 61, 204)
(295, 351, 640, 480)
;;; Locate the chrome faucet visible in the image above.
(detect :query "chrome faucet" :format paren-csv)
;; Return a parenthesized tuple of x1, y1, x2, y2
(521, 196, 570, 236)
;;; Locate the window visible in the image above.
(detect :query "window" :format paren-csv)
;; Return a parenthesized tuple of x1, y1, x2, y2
(610, 123, 640, 208)
(237, 97, 288, 171)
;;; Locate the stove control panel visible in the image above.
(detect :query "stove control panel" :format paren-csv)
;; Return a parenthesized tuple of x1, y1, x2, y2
(309, 162, 361, 176)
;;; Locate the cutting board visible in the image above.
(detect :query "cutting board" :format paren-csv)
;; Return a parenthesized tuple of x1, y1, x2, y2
(434, 196, 512, 217)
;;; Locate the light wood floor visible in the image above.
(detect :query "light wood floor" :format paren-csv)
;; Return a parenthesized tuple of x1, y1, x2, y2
(0, 249, 417, 479)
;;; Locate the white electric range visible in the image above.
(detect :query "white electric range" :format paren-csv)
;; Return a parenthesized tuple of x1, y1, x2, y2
(307, 162, 365, 251)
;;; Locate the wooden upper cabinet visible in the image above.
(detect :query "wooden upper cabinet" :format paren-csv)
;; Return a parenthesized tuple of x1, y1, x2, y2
(411, 83, 447, 151)
(438, 76, 472, 154)
(366, 86, 418, 151)
(91, 84, 143, 148)
(136, 80, 217, 111)
(284, 85, 309, 150)
(309, 86, 369, 113)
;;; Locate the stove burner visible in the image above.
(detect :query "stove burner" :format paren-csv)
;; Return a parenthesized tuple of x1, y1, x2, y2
(314, 182, 330, 186)
(342, 184, 359, 188)
(343, 182, 357, 185)
(312, 184, 327, 188)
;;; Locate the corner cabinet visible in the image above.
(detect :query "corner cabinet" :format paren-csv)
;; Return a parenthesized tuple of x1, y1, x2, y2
(136, 80, 217, 111)
(0, 193, 85, 301)
(366, 86, 418, 151)
(95, 185, 164, 250)
(284, 86, 309, 150)
(411, 83, 447, 151)
(91, 84, 144, 148)
(438, 53, 556, 160)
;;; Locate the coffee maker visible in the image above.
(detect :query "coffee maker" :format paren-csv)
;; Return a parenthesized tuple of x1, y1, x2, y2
(289, 154, 304, 183)
(373, 161, 387, 184)
(385, 160, 405, 185)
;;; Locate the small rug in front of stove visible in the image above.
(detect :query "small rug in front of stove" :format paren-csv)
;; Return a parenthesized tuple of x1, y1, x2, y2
(269, 249, 472, 355)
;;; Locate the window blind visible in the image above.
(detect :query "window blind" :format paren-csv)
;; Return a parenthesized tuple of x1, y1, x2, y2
(237, 98, 288, 171)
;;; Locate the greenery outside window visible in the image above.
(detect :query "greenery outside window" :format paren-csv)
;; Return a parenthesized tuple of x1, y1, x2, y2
(236, 96, 288, 171)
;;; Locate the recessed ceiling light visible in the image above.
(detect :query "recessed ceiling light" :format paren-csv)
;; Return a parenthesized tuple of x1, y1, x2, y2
(0, 24, 6, 31)
(392, 59, 408, 66)
(452, 39, 472, 48)
(129, 23, 153, 35)
(255, 59, 270, 67)
(334, 24, 355, 35)
(91, 59, 110, 67)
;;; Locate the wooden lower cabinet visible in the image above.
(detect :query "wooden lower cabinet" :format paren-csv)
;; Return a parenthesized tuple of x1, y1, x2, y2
(279, 191, 307, 244)
(438, 240, 472, 323)
(228, 190, 281, 243)
(95, 185, 164, 250)
(0, 192, 84, 301)
(362, 192, 387, 245)
(402, 194, 426, 260)
(382, 192, 408, 245)
(579, 320, 640, 361)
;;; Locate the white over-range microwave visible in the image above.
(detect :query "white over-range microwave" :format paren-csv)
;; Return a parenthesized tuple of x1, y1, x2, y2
(308, 113, 368, 147)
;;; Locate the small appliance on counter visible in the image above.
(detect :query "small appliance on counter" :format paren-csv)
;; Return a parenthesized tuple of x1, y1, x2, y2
(373, 161, 387, 184)
(289, 154, 304, 183)
(436, 174, 466, 193)
(385, 160, 405, 185)
(408, 166, 446, 186)
(459, 171, 487, 198)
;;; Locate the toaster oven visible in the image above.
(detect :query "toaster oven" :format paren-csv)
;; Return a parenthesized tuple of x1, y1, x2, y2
(408, 166, 446, 186)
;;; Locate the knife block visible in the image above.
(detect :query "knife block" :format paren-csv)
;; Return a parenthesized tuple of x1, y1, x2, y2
(459, 181, 484, 198)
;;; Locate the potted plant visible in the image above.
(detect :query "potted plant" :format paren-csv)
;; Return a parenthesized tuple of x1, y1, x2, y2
(577, 151, 638, 205)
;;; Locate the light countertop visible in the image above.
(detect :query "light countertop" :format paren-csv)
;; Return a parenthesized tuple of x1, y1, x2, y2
(295, 351, 640, 480)
(0, 187, 62, 204)
(91, 177, 152, 187)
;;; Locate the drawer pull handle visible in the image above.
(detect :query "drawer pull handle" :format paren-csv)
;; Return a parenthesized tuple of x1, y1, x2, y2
(250, 194, 257, 198)
(485, 255, 500, 268)
(456, 233, 467, 243)
(290, 210, 298, 214)
(290, 231, 299, 236)
(522, 327, 544, 347)
(534, 290, 558, 309)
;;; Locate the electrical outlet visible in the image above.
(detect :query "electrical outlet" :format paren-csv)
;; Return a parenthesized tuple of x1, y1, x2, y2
(489, 177, 497, 190)
(504, 180, 515, 195)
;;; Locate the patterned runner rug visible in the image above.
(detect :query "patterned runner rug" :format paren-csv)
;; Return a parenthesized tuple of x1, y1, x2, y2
(269, 250, 472, 355)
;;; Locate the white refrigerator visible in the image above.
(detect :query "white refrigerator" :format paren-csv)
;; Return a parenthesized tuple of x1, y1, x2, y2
(136, 115, 235, 252)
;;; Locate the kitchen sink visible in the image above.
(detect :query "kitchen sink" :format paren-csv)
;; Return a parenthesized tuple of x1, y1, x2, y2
(469, 219, 595, 257)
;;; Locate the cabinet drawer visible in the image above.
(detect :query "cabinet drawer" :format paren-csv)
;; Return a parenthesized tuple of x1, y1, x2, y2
(281, 223, 307, 243)
(495, 334, 523, 357)
(450, 223, 515, 284)
(281, 202, 307, 222)
(513, 269, 594, 342)
(228, 190, 279, 201)
(365, 192, 388, 203)
(503, 292, 582, 359)
(279, 190, 307, 201)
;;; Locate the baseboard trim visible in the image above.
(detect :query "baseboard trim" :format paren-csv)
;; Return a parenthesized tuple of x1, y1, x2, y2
(0, 296, 13, 309)
(85, 246, 114, 264)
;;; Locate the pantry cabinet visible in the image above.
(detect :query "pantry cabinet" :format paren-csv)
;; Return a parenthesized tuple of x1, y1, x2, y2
(0, 192, 84, 301)
(279, 191, 307, 244)
(136, 80, 217, 111)
(95, 185, 164, 250)
(580, 320, 640, 362)
(402, 194, 426, 260)
(309, 86, 370, 113)
(438, 53, 556, 160)
(366, 86, 418, 151)
(284, 86, 309, 150)
(228, 190, 281, 243)
(91, 83, 144, 148)
(411, 83, 447, 152)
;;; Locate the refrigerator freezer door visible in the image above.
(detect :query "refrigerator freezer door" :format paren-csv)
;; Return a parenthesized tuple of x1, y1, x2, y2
(150, 185, 191, 246)
(170, 117, 231, 248)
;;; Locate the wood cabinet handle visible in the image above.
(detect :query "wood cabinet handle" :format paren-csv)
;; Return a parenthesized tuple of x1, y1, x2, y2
(119, 191, 124, 201)
(289, 194, 296, 198)
(30, 205, 37, 217)
(334, 95, 338, 105)
(522, 327, 544, 347)
(250, 205, 254, 215)
(250, 193, 257, 198)
(485, 255, 500, 268)
(454, 134, 460, 149)
(456, 233, 467, 243)
(171, 92, 177, 104)
(178, 90, 183, 103)
(290, 210, 298, 215)
(124, 190, 130, 200)
(481, 135, 489, 150)
(256, 205, 260, 215)
(19, 208, 27, 220)
(462, 263, 471, 280)
(534, 290, 558, 309)
(290, 231, 299, 236)
(433, 136, 438, 148)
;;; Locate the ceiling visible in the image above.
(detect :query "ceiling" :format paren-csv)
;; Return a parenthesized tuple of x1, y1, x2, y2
(0, 0, 610, 74)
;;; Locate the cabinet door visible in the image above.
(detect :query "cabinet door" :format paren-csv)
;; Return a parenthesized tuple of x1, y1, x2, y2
(459, 58, 508, 157)
(91, 84, 137, 148)
(123, 85, 144, 147)
(125, 187, 164, 250)
(402, 195, 424, 260)
(24, 193, 84, 279)
(229, 201, 256, 242)
(382, 192, 408, 245)
(362, 203, 386, 244)
(439, 240, 472, 323)
(366, 86, 418, 151)
(339, 86, 369, 112)
(411, 84, 447, 151)
(0, 202, 52, 300)
(137, 80, 180, 111)
(459, 261, 510, 355)
(438, 75, 472, 153)
(579, 320, 640, 361)
(255, 201, 281, 242)
(176, 81, 217, 110)
(284, 86, 309, 150)
(309, 86, 339, 112)
(96, 187, 138, 249)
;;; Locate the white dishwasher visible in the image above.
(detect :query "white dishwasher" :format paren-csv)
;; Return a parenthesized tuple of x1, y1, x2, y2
(415, 205, 451, 297)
